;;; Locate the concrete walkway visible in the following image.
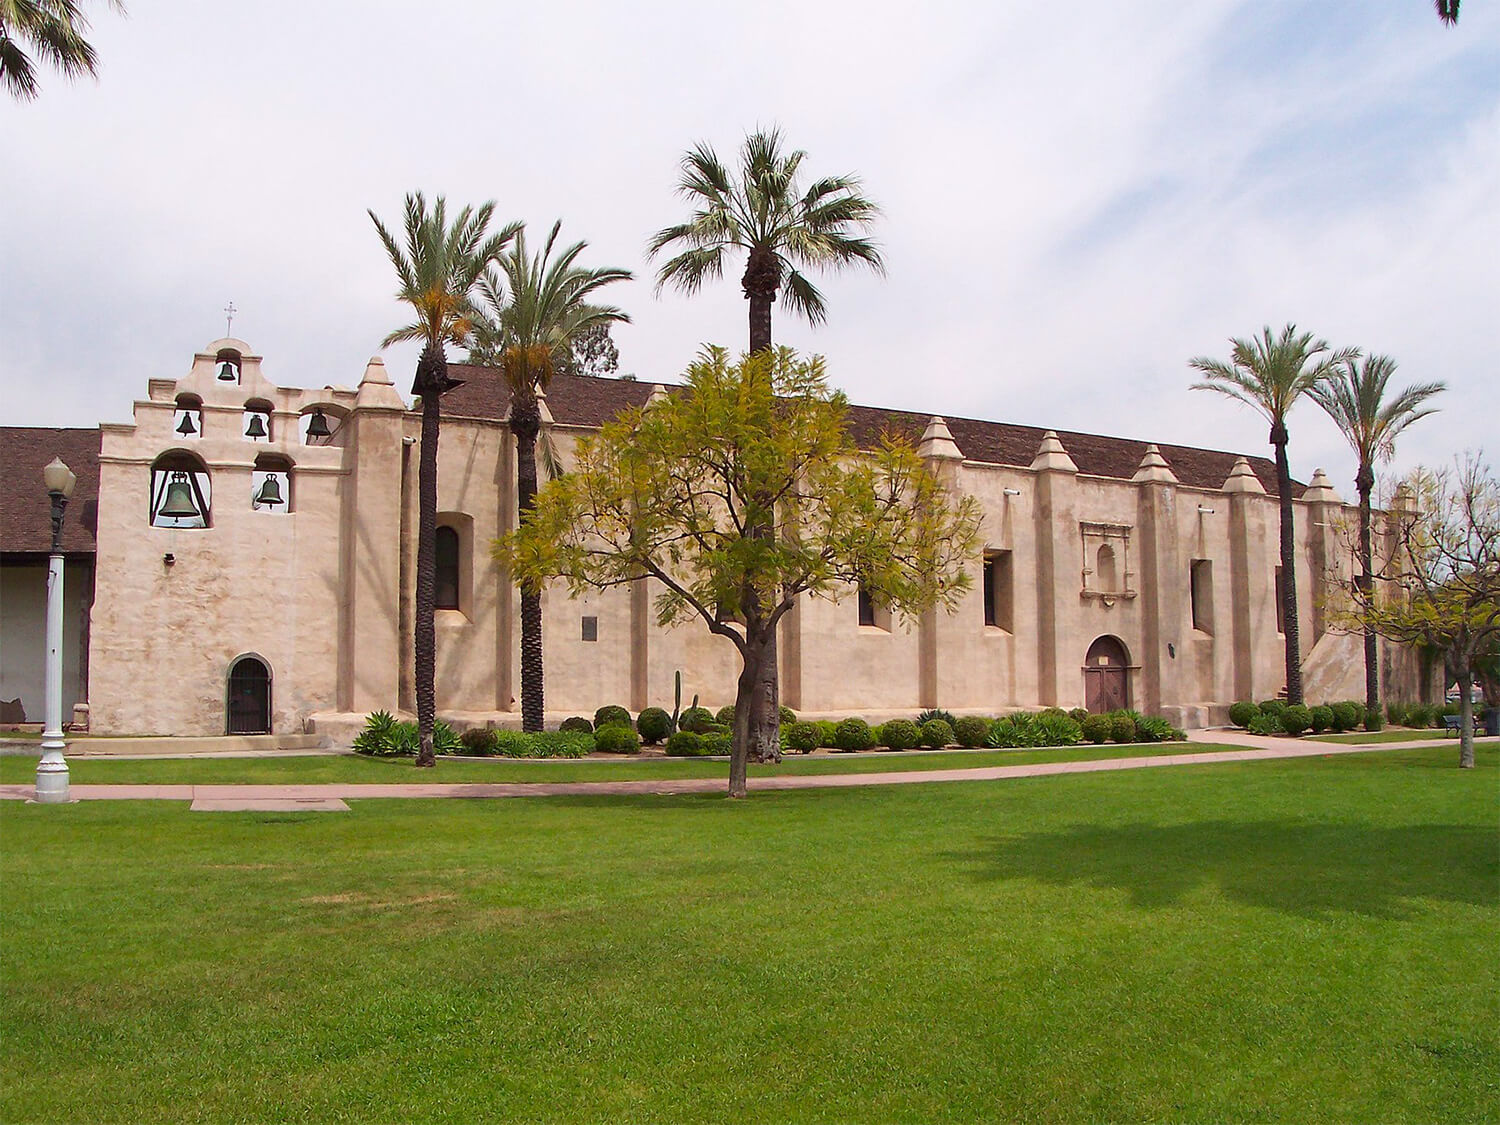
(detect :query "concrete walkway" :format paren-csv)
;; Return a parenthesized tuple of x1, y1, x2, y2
(0, 737, 1449, 809)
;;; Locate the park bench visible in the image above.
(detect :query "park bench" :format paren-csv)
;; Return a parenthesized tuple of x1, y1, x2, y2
(1442, 713, 1476, 736)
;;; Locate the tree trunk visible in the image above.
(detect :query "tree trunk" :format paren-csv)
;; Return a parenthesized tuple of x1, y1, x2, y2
(1459, 680, 1475, 769)
(741, 254, 782, 759)
(413, 344, 445, 768)
(729, 636, 774, 798)
(1357, 464, 1378, 715)
(510, 391, 545, 732)
(1273, 425, 1303, 705)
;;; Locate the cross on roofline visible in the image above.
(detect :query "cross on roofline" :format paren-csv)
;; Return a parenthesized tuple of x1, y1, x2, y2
(224, 301, 237, 336)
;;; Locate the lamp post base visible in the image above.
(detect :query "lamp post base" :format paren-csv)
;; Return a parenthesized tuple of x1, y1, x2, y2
(35, 739, 70, 804)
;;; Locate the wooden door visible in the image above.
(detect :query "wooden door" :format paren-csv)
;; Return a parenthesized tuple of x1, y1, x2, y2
(1084, 636, 1130, 713)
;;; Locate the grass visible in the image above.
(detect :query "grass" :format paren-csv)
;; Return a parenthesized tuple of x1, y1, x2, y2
(0, 741, 1240, 786)
(3, 745, 1496, 1123)
(1312, 729, 1494, 745)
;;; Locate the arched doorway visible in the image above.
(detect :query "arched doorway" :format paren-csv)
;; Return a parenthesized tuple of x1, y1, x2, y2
(227, 656, 271, 734)
(1084, 636, 1130, 713)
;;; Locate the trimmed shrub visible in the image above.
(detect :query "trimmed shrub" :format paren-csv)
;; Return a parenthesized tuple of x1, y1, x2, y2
(1385, 701, 1407, 726)
(1404, 703, 1431, 729)
(834, 717, 876, 752)
(1068, 707, 1089, 724)
(915, 708, 958, 729)
(1330, 701, 1363, 732)
(490, 730, 592, 759)
(593, 724, 640, 753)
(714, 704, 737, 726)
(1228, 701, 1260, 728)
(1037, 707, 1068, 721)
(636, 707, 672, 745)
(1035, 712, 1084, 745)
(954, 715, 992, 748)
(703, 733, 733, 755)
(1081, 714, 1112, 744)
(1247, 712, 1284, 736)
(665, 730, 707, 757)
(1280, 704, 1312, 736)
(779, 705, 797, 725)
(594, 705, 631, 729)
(559, 716, 594, 734)
(459, 727, 498, 756)
(786, 722, 822, 754)
(1309, 705, 1334, 734)
(1258, 699, 1288, 718)
(919, 718, 955, 748)
(679, 706, 716, 733)
(1364, 708, 1384, 733)
(1109, 712, 1137, 744)
(1134, 715, 1181, 742)
(880, 719, 921, 750)
(814, 720, 839, 748)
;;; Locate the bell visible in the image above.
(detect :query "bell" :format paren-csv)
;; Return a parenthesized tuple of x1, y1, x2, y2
(175, 412, 197, 436)
(217, 361, 238, 381)
(305, 409, 332, 440)
(245, 414, 267, 439)
(158, 473, 201, 519)
(253, 475, 284, 507)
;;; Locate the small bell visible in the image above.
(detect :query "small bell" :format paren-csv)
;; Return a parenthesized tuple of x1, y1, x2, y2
(305, 409, 332, 441)
(217, 361, 238, 381)
(158, 472, 201, 519)
(245, 414, 267, 439)
(175, 412, 197, 436)
(253, 474, 284, 507)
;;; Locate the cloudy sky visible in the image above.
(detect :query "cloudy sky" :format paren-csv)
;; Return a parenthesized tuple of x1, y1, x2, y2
(4, 1, 1496, 494)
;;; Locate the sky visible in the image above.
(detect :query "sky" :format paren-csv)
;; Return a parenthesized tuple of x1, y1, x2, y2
(3, 0, 1497, 496)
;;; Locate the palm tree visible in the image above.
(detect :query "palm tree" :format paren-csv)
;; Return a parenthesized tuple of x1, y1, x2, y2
(1436, 0, 1459, 24)
(1310, 354, 1444, 713)
(369, 193, 519, 766)
(468, 221, 630, 732)
(1190, 325, 1355, 705)
(648, 128, 883, 758)
(1, 0, 125, 101)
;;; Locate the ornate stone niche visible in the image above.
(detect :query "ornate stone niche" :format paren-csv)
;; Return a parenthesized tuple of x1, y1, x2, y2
(1079, 521, 1136, 606)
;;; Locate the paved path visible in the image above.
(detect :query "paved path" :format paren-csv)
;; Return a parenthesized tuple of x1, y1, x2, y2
(0, 738, 1441, 808)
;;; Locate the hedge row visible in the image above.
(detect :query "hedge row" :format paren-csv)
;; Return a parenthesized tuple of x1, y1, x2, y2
(1227, 699, 1380, 735)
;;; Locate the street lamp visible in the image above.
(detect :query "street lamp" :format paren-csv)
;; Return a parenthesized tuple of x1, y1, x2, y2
(35, 457, 77, 804)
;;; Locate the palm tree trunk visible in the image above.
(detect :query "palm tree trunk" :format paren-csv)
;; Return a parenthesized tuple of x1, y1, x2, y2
(742, 256, 782, 762)
(413, 343, 444, 768)
(1272, 424, 1303, 705)
(510, 391, 545, 732)
(1357, 463, 1378, 714)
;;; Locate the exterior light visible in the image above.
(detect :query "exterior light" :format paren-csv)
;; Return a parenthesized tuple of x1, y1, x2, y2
(1003, 488, 1022, 496)
(36, 458, 75, 803)
(1197, 505, 1216, 515)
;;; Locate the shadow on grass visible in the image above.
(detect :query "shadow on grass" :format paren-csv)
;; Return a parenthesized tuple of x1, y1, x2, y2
(948, 821, 1499, 919)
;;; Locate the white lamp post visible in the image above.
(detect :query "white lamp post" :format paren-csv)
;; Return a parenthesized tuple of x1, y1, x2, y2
(35, 456, 77, 804)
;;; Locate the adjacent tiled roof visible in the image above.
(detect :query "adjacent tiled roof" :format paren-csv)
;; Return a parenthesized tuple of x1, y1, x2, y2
(0, 427, 102, 555)
(444, 367, 1303, 498)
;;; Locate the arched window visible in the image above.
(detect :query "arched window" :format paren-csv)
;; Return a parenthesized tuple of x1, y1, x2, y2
(1096, 544, 1118, 592)
(150, 451, 211, 529)
(300, 405, 344, 446)
(435, 526, 460, 610)
(215, 348, 242, 384)
(243, 398, 273, 443)
(172, 394, 202, 440)
(252, 453, 293, 514)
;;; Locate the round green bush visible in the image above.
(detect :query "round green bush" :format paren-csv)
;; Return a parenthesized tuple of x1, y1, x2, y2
(1081, 714, 1112, 744)
(702, 733, 733, 755)
(1068, 707, 1089, 724)
(1228, 701, 1260, 728)
(1258, 699, 1287, 718)
(714, 704, 736, 726)
(834, 717, 875, 752)
(814, 720, 838, 748)
(1403, 703, 1431, 729)
(879, 719, 920, 750)
(1309, 705, 1334, 734)
(1330, 701, 1363, 731)
(779, 705, 797, 725)
(635, 707, 672, 744)
(679, 706, 715, 733)
(1131, 715, 1176, 743)
(786, 722, 822, 753)
(1035, 713, 1084, 745)
(559, 716, 594, 734)
(1364, 708, 1384, 733)
(458, 727, 498, 755)
(1109, 712, 1137, 743)
(594, 705, 631, 730)
(1280, 703, 1312, 736)
(593, 724, 640, 753)
(1385, 701, 1407, 726)
(919, 718, 954, 748)
(1247, 712, 1284, 736)
(665, 730, 705, 757)
(953, 715, 992, 748)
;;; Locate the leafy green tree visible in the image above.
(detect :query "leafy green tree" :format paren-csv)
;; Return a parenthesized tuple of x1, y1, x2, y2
(648, 128, 884, 756)
(1190, 324, 1354, 705)
(467, 221, 630, 732)
(1310, 353, 1444, 713)
(498, 347, 980, 796)
(1, 0, 125, 101)
(563, 322, 622, 379)
(370, 193, 519, 765)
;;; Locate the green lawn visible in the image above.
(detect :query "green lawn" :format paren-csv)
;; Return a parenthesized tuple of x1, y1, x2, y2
(0, 741, 1235, 786)
(3, 746, 1496, 1123)
(1312, 729, 1495, 745)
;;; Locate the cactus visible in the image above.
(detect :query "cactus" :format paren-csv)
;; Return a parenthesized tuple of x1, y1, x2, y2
(670, 670, 682, 733)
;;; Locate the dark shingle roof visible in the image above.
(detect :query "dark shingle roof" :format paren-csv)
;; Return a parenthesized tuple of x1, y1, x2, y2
(447, 367, 1299, 497)
(0, 427, 102, 555)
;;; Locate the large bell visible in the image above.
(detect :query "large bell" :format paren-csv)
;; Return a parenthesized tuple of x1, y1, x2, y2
(253, 474, 284, 507)
(175, 412, 197, 436)
(217, 361, 238, 381)
(158, 472, 201, 518)
(305, 409, 332, 440)
(244, 414, 267, 439)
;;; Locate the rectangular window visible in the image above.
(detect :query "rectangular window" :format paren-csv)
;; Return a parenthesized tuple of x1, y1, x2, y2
(1274, 567, 1286, 635)
(1190, 559, 1214, 635)
(983, 550, 1013, 631)
(581, 616, 598, 642)
(857, 584, 890, 630)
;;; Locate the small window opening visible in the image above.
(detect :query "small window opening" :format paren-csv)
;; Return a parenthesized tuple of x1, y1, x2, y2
(252, 453, 292, 514)
(983, 550, 1014, 631)
(215, 348, 242, 384)
(150, 451, 211, 529)
(435, 526, 460, 610)
(1190, 559, 1214, 634)
(581, 616, 598, 642)
(1274, 566, 1286, 635)
(1096, 544, 1118, 593)
(857, 584, 890, 630)
(243, 399, 273, 442)
(173, 394, 202, 440)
